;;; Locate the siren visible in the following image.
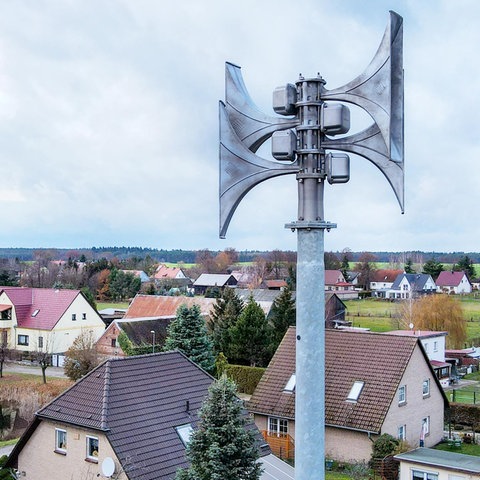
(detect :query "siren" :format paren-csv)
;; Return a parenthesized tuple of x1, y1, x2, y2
(219, 10, 404, 237)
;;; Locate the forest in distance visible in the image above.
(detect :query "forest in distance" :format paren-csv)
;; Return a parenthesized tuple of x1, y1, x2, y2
(0, 247, 479, 265)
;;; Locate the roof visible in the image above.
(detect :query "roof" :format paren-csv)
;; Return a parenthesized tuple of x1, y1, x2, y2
(125, 294, 217, 319)
(436, 270, 469, 287)
(193, 273, 237, 287)
(259, 454, 294, 480)
(0, 286, 81, 330)
(372, 269, 404, 283)
(387, 330, 448, 339)
(248, 327, 438, 433)
(324, 270, 345, 285)
(154, 264, 185, 280)
(117, 317, 174, 346)
(13, 352, 269, 480)
(234, 288, 283, 303)
(394, 447, 480, 473)
(264, 280, 288, 289)
(391, 273, 433, 291)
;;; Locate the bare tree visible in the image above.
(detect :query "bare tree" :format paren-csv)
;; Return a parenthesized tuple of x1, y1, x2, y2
(33, 333, 56, 384)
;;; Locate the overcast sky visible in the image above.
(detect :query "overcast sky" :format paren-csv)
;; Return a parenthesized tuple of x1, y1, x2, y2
(0, 1, 478, 253)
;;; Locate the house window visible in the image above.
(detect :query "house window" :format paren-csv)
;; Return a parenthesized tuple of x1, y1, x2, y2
(38, 336, 44, 349)
(31, 309, 39, 317)
(55, 428, 67, 453)
(82, 313, 86, 320)
(176, 424, 193, 446)
(422, 416, 430, 436)
(422, 379, 430, 397)
(17, 335, 29, 346)
(423, 342, 429, 353)
(72, 314, 77, 321)
(0, 308, 11, 320)
(433, 341, 438, 352)
(398, 424, 406, 440)
(86, 436, 99, 461)
(268, 417, 288, 436)
(398, 385, 406, 405)
(111, 338, 117, 348)
(347, 381, 364, 402)
(412, 470, 438, 480)
(284, 374, 296, 393)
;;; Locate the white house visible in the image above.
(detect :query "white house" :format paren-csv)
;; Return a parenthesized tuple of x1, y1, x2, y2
(387, 274, 437, 299)
(435, 271, 472, 294)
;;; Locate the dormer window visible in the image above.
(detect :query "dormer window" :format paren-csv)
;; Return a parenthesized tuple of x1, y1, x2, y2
(347, 381, 364, 402)
(284, 374, 296, 393)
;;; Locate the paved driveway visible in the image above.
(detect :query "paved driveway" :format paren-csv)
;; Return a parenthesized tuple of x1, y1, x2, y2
(2, 362, 66, 378)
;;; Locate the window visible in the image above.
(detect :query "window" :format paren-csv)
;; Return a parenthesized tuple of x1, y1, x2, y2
(398, 424, 406, 440)
(422, 416, 430, 436)
(433, 341, 438, 352)
(31, 309, 40, 317)
(111, 338, 117, 348)
(398, 385, 406, 405)
(72, 314, 77, 321)
(38, 336, 44, 349)
(17, 335, 29, 346)
(412, 470, 438, 480)
(284, 374, 296, 393)
(422, 379, 430, 397)
(86, 436, 99, 461)
(347, 381, 364, 402)
(82, 313, 87, 320)
(176, 424, 193, 446)
(424, 342, 429, 353)
(55, 429, 67, 453)
(0, 308, 11, 320)
(268, 417, 288, 436)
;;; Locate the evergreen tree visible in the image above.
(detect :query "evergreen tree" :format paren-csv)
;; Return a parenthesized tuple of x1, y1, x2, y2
(176, 375, 262, 480)
(230, 296, 273, 367)
(209, 288, 244, 359)
(340, 253, 351, 281)
(270, 286, 296, 349)
(453, 255, 476, 279)
(164, 304, 215, 374)
(422, 258, 444, 280)
(404, 258, 415, 274)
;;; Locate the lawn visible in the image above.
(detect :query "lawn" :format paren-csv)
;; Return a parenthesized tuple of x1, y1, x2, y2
(434, 441, 480, 456)
(96, 301, 130, 311)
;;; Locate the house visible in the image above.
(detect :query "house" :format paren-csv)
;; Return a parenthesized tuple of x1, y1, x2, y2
(247, 327, 448, 463)
(120, 270, 150, 283)
(263, 279, 288, 290)
(325, 270, 358, 300)
(0, 287, 105, 363)
(6, 351, 292, 480)
(436, 271, 472, 294)
(96, 316, 174, 358)
(192, 273, 237, 295)
(124, 294, 217, 320)
(153, 264, 188, 281)
(370, 269, 404, 298)
(395, 447, 480, 480)
(387, 330, 451, 387)
(386, 273, 437, 299)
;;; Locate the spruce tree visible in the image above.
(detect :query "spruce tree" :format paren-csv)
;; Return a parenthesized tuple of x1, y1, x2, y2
(164, 304, 215, 374)
(176, 375, 262, 480)
(230, 296, 273, 367)
(209, 288, 244, 360)
(270, 286, 296, 350)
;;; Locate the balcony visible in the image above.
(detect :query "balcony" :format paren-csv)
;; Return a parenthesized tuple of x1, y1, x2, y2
(261, 430, 295, 460)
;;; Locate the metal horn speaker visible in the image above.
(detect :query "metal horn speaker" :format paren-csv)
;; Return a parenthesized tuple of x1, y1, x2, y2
(321, 10, 404, 211)
(219, 102, 299, 238)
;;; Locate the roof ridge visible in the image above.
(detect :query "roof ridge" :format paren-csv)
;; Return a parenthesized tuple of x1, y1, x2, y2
(100, 360, 111, 430)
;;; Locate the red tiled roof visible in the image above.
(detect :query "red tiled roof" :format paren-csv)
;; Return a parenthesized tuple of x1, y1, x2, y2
(372, 269, 404, 283)
(388, 330, 448, 338)
(265, 280, 287, 289)
(125, 294, 217, 319)
(325, 270, 344, 285)
(248, 327, 421, 433)
(154, 264, 183, 279)
(0, 287, 79, 330)
(436, 271, 468, 287)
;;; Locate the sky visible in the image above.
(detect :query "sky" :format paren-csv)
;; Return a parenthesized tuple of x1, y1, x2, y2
(0, 0, 479, 253)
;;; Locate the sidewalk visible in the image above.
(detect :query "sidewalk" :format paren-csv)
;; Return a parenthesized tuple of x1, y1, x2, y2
(2, 361, 66, 378)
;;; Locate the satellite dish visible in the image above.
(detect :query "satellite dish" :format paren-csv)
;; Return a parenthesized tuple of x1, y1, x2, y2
(101, 457, 115, 478)
(409, 323, 414, 330)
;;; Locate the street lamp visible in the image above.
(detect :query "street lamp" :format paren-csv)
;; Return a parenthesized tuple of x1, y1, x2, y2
(151, 330, 155, 354)
(219, 11, 404, 480)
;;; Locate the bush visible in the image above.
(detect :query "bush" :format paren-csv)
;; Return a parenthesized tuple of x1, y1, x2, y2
(224, 364, 265, 394)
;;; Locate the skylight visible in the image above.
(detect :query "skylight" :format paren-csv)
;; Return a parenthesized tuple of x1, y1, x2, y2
(347, 381, 364, 402)
(31, 309, 40, 317)
(176, 424, 193, 446)
(284, 374, 296, 393)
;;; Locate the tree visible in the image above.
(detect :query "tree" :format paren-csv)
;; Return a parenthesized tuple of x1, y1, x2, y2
(230, 297, 273, 367)
(63, 330, 100, 381)
(404, 258, 415, 274)
(410, 295, 466, 348)
(340, 249, 352, 281)
(176, 375, 262, 480)
(324, 252, 341, 270)
(354, 253, 378, 291)
(208, 288, 244, 359)
(422, 258, 444, 280)
(108, 269, 141, 301)
(33, 334, 56, 384)
(164, 304, 215, 374)
(453, 255, 476, 280)
(269, 286, 296, 349)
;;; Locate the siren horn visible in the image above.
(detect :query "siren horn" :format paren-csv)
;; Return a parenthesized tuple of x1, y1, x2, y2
(321, 10, 404, 210)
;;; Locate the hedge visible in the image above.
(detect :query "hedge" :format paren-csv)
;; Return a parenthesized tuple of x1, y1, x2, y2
(224, 364, 266, 394)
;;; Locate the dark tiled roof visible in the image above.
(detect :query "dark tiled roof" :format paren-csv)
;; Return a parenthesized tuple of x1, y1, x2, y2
(248, 327, 420, 433)
(35, 352, 268, 480)
(118, 317, 173, 346)
(391, 273, 432, 291)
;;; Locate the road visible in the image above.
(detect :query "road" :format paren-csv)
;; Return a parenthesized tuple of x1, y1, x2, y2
(2, 361, 66, 378)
